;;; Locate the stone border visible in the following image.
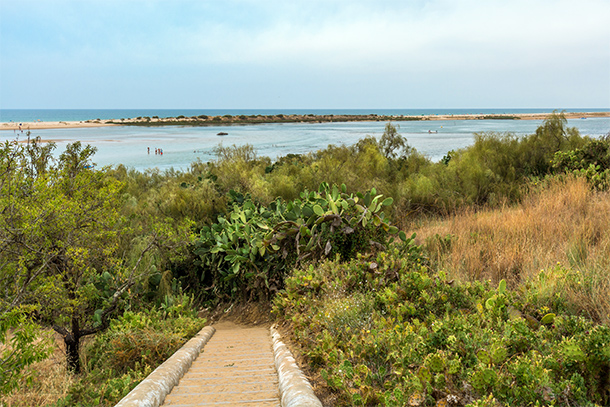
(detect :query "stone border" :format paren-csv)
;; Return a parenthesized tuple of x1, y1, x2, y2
(271, 326, 323, 407)
(115, 325, 216, 407)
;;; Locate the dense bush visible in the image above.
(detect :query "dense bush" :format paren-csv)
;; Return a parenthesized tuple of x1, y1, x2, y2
(273, 243, 610, 406)
(86, 308, 203, 374)
(108, 112, 596, 237)
(194, 183, 402, 303)
(551, 134, 610, 190)
(51, 298, 205, 407)
(180, 112, 594, 227)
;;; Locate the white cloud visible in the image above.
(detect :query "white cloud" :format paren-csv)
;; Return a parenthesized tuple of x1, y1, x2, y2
(1, 0, 608, 108)
(171, 0, 609, 76)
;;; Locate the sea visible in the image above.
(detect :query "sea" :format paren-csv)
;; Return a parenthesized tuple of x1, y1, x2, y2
(1, 109, 609, 172)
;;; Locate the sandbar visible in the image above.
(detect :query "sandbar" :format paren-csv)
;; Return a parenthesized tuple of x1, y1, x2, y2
(0, 120, 116, 131)
(424, 111, 609, 121)
(1, 111, 608, 130)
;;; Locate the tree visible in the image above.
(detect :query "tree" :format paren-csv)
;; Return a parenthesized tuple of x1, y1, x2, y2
(1, 138, 55, 392)
(379, 122, 410, 160)
(519, 111, 584, 175)
(0, 138, 155, 373)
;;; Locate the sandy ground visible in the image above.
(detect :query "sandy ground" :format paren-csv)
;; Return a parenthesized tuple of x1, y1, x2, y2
(425, 111, 609, 121)
(426, 111, 610, 120)
(1, 120, 116, 131)
(1, 111, 608, 130)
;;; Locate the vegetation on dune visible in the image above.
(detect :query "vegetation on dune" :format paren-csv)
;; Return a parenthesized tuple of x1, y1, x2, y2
(0, 138, 193, 375)
(106, 113, 424, 126)
(194, 182, 402, 303)
(419, 176, 610, 325)
(1, 112, 609, 406)
(1, 138, 200, 405)
(4, 302, 204, 407)
(274, 244, 610, 406)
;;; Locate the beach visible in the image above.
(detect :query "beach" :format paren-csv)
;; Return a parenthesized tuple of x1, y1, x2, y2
(425, 111, 610, 121)
(2, 111, 608, 131)
(1, 120, 116, 131)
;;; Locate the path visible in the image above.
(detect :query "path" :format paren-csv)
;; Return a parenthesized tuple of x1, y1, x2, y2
(160, 321, 281, 407)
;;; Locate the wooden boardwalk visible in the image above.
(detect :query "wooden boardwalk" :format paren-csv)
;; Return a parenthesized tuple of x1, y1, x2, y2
(161, 321, 281, 407)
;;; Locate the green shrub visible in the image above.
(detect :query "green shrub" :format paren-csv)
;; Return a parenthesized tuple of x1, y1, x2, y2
(86, 309, 204, 374)
(194, 183, 402, 303)
(0, 307, 52, 395)
(274, 244, 610, 406)
(552, 135, 610, 190)
(52, 307, 206, 406)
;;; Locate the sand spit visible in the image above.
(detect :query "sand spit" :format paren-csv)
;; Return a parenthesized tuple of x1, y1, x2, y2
(425, 111, 609, 121)
(1, 120, 116, 131)
(1, 111, 608, 130)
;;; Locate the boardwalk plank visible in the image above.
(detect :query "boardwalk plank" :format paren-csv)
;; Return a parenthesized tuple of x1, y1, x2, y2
(161, 321, 281, 407)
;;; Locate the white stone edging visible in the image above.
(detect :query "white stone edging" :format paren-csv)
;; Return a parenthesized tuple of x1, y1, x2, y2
(271, 326, 323, 407)
(114, 325, 216, 407)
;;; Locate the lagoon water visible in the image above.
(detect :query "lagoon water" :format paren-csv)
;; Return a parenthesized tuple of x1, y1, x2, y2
(1, 112, 609, 172)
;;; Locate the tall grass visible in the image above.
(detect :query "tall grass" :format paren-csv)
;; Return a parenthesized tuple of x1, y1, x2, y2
(0, 333, 75, 407)
(417, 176, 610, 324)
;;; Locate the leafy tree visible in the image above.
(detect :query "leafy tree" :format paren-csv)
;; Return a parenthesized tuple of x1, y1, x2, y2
(379, 122, 410, 159)
(0, 138, 55, 392)
(518, 111, 584, 175)
(0, 138, 156, 373)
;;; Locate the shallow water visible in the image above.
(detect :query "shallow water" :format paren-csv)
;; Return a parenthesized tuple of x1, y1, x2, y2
(2, 118, 608, 171)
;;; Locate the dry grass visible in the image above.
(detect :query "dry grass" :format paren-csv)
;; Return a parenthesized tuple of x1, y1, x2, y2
(0, 332, 74, 407)
(415, 176, 610, 324)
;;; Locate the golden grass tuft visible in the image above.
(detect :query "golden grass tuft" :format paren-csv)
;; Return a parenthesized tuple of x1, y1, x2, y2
(0, 332, 75, 407)
(415, 176, 610, 324)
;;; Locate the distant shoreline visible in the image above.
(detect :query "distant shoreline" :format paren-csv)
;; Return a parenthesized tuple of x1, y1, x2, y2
(1, 111, 608, 131)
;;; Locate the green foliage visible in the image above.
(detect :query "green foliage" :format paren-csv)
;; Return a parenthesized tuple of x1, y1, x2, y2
(194, 183, 401, 303)
(519, 111, 585, 176)
(551, 135, 610, 190)
(268, 182, 398, 262)
(1, 138, 127, 372)
(447, 132, 523, 204)
(274, 246, 610, 406)
(2, 113, 607, 404)
(379, 122, 411, 159)
(109, 164, 213, 303)
(522, 263, 610, 325)
(86, 307, 204, 374)
(155, 112, 597, 229)
(194, 193, 286, 302)
(212, 143, 258, 163)
(51, 307, 205, 407)
(0, 306, 52, 395)
(408, 112, 591, 213)
(0, 138, 194, 374)
(50, 368, 151, 407)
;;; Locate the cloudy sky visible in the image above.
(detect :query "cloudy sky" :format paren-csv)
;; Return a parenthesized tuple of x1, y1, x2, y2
(1, 0, 609, 109)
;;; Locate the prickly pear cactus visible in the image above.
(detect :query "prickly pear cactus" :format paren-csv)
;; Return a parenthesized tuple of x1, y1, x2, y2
(476, 349, 491, 365)
(427, 352, 446, 373)
(490, 344, 507, 365)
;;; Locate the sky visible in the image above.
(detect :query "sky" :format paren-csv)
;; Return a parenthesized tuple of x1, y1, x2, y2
(1, 0, 609, 109)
